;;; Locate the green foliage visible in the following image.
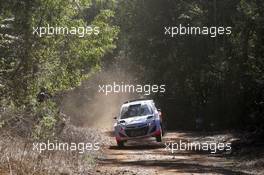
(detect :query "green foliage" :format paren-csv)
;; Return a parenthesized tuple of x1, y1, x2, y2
(32, 101, 58, 140)
(115, 0, 264, 130)
(0, 0, 119, 107)
(1, 0, 263, 132)
(0, 0, 119, 139)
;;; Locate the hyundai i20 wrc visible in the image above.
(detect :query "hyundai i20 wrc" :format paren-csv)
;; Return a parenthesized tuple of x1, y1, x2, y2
(114, 99, 163, 147)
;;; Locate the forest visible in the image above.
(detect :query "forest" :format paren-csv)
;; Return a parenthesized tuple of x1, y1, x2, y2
(1, 0, 264, 174)
(2, 0, 263, 130)
(115, 0, 264, 131)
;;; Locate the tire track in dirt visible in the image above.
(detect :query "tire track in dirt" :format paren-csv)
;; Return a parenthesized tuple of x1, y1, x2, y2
(96, 132, 249, 175)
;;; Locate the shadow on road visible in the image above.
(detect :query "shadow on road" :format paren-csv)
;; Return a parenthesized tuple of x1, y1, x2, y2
(100, 158, 250, 175)
(109, 144, 164, 150)
(98, 131, 257, 175)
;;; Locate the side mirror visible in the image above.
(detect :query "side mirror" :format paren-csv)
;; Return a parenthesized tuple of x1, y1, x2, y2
(113, 117, 117, 120)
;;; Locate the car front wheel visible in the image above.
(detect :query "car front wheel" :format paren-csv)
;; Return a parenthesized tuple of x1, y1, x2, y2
(117, 140, 125, 147)
(155, 128, 162, 142)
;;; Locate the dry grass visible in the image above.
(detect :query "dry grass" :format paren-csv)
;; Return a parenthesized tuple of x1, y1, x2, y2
(0, 124, 107, 175)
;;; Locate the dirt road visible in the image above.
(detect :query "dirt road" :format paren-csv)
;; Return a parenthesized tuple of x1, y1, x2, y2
(95, 131, 257, 175)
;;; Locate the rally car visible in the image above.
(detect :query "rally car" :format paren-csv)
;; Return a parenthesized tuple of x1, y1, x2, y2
(114, 99, 163, 147)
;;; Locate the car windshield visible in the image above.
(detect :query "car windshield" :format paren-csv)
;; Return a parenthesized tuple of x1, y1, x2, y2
(120, 104, 152, 119)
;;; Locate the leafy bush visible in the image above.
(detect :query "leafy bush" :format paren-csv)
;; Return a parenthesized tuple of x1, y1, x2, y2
(33, 101, 58, 140)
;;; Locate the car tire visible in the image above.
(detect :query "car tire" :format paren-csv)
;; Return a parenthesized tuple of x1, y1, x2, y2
(156, 129, 162, 142)
(161, 123, 166, 136)
(117, 140, 125, 147)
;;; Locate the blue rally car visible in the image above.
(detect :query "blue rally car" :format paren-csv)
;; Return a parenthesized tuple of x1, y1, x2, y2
(114, 99, 163, 147)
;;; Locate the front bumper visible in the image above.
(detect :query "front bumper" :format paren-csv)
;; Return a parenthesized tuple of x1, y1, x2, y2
(115, 122, 161, 142)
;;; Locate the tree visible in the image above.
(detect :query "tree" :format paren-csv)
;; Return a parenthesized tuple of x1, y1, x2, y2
(0, 0, 119, 108)
(115, 0, 264, 130)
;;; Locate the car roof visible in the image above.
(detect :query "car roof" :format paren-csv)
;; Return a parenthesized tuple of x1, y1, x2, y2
(121, 99, 154, 108)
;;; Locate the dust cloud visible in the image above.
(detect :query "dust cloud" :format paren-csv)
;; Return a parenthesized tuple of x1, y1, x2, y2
(60, 69, 141, 129)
